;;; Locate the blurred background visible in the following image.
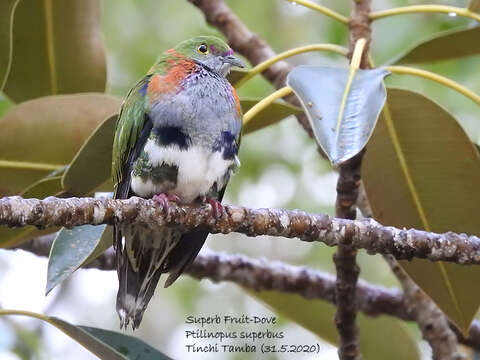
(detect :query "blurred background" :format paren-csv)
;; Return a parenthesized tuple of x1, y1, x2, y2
(0, 0, 479, 359)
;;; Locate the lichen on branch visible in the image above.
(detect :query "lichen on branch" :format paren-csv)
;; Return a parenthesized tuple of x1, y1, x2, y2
(2, 196, 480, 265)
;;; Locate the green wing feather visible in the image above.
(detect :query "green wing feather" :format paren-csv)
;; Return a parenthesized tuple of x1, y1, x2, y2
(112, 76, 151, 198)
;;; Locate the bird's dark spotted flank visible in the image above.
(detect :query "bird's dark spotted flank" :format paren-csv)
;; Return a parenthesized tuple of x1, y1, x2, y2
(212, 131, 238, 160)
(153, 126, 191, 149)
(132, 151, 178, 185)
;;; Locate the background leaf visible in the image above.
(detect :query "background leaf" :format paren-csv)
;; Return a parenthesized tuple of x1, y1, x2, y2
(3, 0, 107, 102)
(21, 176, 63, 199)
(250, 291, 420, 360)
(469, 0, 480, 12)
(241, 98, 302, 134)
(0, 0, 20, 91)
(391, 26, 480, 64)
(46, 224, 109, 294)
(76, 326, 172, 360)
(0, 93, 121, 196)
(363, 88, 480, 333)
(0, 310, 171, 360)
(62, 114, 118, 195)
(287, 66, 389, 165)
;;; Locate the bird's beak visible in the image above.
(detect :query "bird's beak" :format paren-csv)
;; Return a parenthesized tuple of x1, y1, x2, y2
(222, 55, 245, 68)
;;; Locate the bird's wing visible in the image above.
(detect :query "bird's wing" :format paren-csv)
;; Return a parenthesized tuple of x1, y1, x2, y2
(112, 75, 152, 200)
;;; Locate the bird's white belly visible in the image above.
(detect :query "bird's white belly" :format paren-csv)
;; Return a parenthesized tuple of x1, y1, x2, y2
(130, 139, 236, 202)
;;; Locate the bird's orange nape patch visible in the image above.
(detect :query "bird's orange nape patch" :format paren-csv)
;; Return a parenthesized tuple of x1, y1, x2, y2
(147, 55, 196, 101)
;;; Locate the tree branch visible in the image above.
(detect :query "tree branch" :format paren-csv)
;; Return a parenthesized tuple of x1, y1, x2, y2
(10, 235, 480, 351)
(2, 196, 480, 265)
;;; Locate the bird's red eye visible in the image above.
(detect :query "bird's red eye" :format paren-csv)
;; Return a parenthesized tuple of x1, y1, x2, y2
(197, 43, 209, 54)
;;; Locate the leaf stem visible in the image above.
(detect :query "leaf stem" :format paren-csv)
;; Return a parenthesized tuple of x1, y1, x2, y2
(0, 160, 64, 171)
(0, 0, 21, 92)
(335, 38, 367, 140)
(385, 66, 480, 105)
(284, 0, 349, 24)
(0, 309, 50, 322)
(243, 87, 293, 125)
(370, 5, 480, 22)
(235, 44, 348, 88)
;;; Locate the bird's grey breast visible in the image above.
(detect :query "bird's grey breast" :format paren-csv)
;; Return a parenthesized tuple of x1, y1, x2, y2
(149, 67, 240, 146)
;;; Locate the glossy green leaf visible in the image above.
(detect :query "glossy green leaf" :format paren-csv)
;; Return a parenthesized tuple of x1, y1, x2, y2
(76, 325, 172, 360)
(392, 26, 480, 64)
(0, 0, 20, 91)
(287, 66, 389, 165)
(0, 93, 121, 196)
(3, 0, 107, 102)
(62, 114, 118, 195)
(250, 291, 420, 360)
(469, 0, 480, 12)
(0, 310, 171, 359)
(46, 224, 109, 294)
(21, 176, 63, 199)
(363, 88, 480, 333)
(241, 98, 302, 134)
(83, 225, 113, 264)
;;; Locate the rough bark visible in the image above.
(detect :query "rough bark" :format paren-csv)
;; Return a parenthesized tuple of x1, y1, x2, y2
(2, 196, 480, 264)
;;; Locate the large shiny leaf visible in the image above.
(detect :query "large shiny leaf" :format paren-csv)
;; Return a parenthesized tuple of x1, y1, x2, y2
(0, 93, 121, 196)
(76, 325, 172, 360)
(46, 224, 110, 294)
(363, 88, 480, 333)
(287, 66, 389, 165)
(0, 310, 171, 359)
(3, 0, 106, 102)
(21, 176, 63, 199)
(0, 0, 20, 91)
(250, 291, 419, 360)
(392, 26, 480, 64)
(62, 114, 118, 195)
(241, 98, 302, 134)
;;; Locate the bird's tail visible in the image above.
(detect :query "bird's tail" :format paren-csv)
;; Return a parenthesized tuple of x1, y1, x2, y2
(114, 225, 180, 330)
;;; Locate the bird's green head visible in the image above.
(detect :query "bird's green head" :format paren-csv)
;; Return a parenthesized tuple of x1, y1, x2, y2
(171, 36, 245, 76)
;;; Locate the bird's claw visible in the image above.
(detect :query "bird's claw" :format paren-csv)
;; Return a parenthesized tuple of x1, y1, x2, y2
(204, 197, 224, 219)
(152, 193, 181, 210)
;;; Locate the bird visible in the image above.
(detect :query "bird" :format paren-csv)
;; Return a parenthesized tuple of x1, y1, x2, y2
(111, 36, 244, 330)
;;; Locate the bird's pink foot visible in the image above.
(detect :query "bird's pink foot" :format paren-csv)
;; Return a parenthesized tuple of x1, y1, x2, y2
(152, 193, 181, 209)
(204, 197, 224, 219)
